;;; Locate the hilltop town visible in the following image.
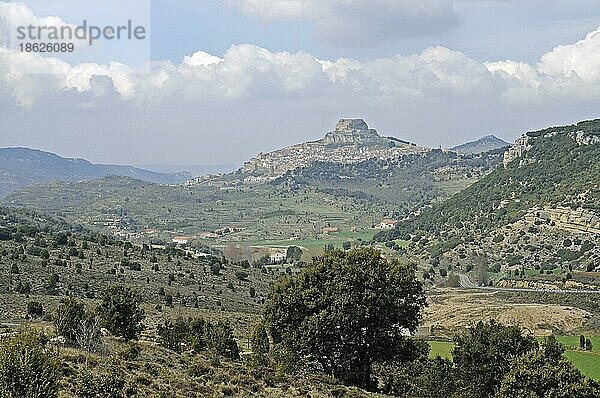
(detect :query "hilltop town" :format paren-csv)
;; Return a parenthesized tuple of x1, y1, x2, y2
(239, 119, 427, 177)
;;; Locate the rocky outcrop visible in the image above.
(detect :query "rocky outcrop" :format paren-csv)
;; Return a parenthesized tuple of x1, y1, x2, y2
(503, 136, 531, 167)
(543, 207, 600, 235)
(522, 206, 600, 235)
(323, 119, 380, 146)
(504, 126, 599, 168)
(569, 130, 600, 146)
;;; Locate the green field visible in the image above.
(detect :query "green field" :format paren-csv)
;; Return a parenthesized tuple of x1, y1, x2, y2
(550, 336, 600, 352)
(234, 229, 377, 256)
(565, 351, 600, 380)
(220, 228, 385, 262)
(427, 339, 600, 380)
(428, 340, 453, 359)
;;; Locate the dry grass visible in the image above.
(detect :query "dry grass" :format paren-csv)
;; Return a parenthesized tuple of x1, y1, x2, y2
(423, 289, 592, 337)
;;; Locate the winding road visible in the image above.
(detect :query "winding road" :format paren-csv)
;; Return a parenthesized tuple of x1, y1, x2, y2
(457, 274, 600, 295)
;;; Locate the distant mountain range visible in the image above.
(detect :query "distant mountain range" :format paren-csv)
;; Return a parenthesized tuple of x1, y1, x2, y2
(451, 135, 511, 154)
(0, 125, 509, 198)
(0, 147, 191, 197)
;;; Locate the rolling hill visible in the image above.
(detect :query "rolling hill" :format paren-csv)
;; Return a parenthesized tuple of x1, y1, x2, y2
(271, 148, 505, 219)
(0, 147, 191, 196)
(451, 135, 511, 155)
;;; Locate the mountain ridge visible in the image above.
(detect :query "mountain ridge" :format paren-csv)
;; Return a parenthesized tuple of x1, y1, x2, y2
(375, 118, 600, 271)
(0, 147, 191, 197)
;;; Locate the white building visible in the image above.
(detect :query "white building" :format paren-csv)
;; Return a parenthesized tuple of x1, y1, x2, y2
(376, 219, 398, 229)
(270, 252, 287, 264)
(172, 236, 190, 245)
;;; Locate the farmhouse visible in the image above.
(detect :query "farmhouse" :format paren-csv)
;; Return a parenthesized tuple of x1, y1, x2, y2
(270, 251, 287, 264)
(172, 236, 190, 245)
(375, 219, 398, 229)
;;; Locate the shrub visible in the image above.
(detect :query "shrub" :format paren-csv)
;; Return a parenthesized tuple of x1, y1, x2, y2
(249, 322, 270, 367)
(45, 273, 60, 295)
(0, 329, 58, 398)
(77, 361, 136, 398)
(27, 301, 44, 318)
(54, 296, 86, 341)
(492, 234, 505, 243)
(119, 342, 142, 361)
(157, 317, 236, 358)
(187, 318, 207, 352)
(75, 315, 104, 354)
(97, 286, 145, 341)
(377, 354, 455, 398)
(235, 271, 249, 281)
(210, 263, 221, 275)
(15, 281, 31, 294)
(157, 318, 190, 352)
(206, 320, 240, 360)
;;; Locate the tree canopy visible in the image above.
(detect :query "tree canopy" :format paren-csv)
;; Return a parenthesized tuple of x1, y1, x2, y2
(97, 285, 145, 341)
(264, 247, 426, 388)
(497, 336, 600, 398)
(452, 320, 537, 398)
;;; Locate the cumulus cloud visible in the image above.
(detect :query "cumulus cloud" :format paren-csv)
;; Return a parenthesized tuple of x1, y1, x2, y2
(0, 2, 84, 47)
(3, 24, 600, 107)
(484, 28, 600, 101)
(1, 3, 600, 165)
(226, 0, 462, 47)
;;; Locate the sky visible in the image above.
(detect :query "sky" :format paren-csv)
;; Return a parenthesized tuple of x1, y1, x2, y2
(1, 0, 600, 168)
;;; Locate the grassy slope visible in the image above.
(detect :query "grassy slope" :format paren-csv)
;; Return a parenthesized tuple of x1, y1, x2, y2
(51, 335, 387, 397)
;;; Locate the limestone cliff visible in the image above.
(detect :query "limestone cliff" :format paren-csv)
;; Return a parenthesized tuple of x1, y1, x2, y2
(323, 119, 380, 146)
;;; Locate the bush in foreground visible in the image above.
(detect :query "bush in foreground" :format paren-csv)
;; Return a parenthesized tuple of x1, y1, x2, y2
(0, 329, 58, 398)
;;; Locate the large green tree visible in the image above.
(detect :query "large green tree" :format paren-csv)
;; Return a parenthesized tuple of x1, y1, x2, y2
(264, 248, 425, 388)
(452, 320, 537, 398)
(496, 336, 600, 398)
